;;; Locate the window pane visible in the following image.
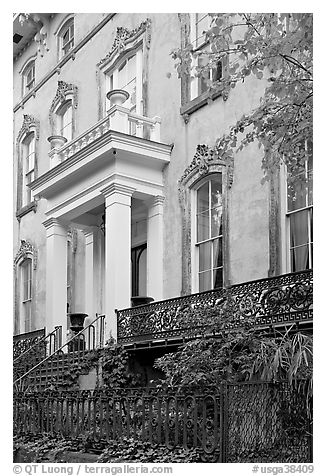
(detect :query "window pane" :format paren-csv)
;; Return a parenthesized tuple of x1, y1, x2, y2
(211, 176, 223, 237)
(199, 271, 211, 292)
(287, 171, 307, 211)
(197, 211, 210, 242)
(213, 268, 223, 289)
(289, 210, 309, 248)
(290, 245, 310, 272)
(197, 181, 209, 213)
(198, 242, 211, 272)
(212, 238, 223, 268)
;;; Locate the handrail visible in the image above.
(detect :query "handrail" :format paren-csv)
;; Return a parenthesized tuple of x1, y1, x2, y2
(13, 326, 62, 364)
(14, 314, 105, 386)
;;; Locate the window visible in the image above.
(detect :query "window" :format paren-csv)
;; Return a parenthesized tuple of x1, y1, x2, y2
(22, 133, 35, 206)
(190, 13, 223, 101)
(195, 175, 223, 291)
(58, 101, 73, 142)
(106, 49, 143, 114)
(59, 19, 74, 58)
(22, 60, 35, 95)
(286, 142, 313, 271)
(131, 244, 147, 296)
(21, 259, 32, 332)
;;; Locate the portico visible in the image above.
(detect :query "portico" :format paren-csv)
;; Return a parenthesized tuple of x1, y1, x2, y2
(30, 113, 171, 341)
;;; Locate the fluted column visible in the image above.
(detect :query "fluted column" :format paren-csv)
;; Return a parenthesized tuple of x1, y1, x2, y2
(43, 218, 68, 340)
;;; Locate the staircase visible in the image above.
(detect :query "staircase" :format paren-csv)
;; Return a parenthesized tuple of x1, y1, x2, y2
(14, 315, 106, 392)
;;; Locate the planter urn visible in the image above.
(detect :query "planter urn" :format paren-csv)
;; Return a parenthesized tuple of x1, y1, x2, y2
(106, 89, 130, 107)
(47, 135, 68, 149)
(68, 312, 88, 333)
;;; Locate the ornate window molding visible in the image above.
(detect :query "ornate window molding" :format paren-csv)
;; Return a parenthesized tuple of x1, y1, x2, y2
(178, 144, 234, 294)
(49, 80, 78, 137)
(96, 19, 152, 119)
(16, 114, 40, 218)
(14, 240, 37, 335)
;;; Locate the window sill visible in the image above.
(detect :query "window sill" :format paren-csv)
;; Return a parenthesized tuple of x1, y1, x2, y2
(180, 86, 224, 118)
(16, 201, 37, 220)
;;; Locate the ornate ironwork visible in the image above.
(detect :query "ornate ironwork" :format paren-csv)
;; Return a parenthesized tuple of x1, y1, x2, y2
(13, 328, 45, 360)
(13, 382, 312, 462)
(117, 270, 313, 344)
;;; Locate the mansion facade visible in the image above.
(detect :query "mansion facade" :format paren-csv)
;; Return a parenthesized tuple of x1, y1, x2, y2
(13, 13, 313, 349)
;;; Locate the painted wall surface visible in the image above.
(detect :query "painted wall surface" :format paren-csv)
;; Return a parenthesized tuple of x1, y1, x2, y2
(13, 13, 272, 332)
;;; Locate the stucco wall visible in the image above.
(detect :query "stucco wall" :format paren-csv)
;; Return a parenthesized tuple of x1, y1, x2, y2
(13, 13, 272, 331)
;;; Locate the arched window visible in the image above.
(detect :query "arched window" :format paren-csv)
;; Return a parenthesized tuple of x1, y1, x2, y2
(58, 18, 74, 58)
(49, 81, 78, 142)
(21, 132, 35, 206)
(195, 175, 223, 291)
(14, 240, 37, 335)
(20, 258, 33, 333)
(22, 59, 35, 95)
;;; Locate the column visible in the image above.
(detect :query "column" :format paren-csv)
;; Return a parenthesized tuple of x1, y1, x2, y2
(101, 183, 135, 340)
(147, 196, 164, 301)
(43, 218, 68, 341)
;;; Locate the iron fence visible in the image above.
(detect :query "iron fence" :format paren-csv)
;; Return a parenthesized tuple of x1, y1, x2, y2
(13, 381, 312, 462)
(117, 270, 313, 344)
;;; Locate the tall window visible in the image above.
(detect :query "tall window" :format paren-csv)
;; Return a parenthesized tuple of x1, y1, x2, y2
(59, 19, 74, 57)
(22, 133, 35, 206)
(58, 101, 73, 142)
(286, 142, 313, 271)
(196, 175, 223, 291)
(21, 259, 32, 333)
(22, 60, 35, 95)
(190, 13, 223, 100)
(106, 49, 142, 114)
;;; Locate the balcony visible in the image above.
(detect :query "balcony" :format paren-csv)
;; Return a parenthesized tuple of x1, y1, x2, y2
(48, 105, 162, 170)
(117, 270, 313, 347)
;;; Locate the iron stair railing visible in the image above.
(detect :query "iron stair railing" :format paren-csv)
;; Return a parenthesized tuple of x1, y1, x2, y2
(13, 314, 105, 392)
(13, 326, 62, 382)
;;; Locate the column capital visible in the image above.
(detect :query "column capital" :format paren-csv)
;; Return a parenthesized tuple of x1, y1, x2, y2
(100, 182, 135, 199)
(43, 217, 68, 231)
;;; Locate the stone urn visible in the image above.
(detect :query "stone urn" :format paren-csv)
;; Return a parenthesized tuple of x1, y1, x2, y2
(131, 296, 154, 307)
(68, 312, 88, 333)
(106, 89, 130, 107)
(47, 135, 67, 149)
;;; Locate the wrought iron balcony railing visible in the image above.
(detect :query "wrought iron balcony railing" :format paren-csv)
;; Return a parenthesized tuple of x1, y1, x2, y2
(117, 270, 313, 344)
(13, 328, 46, 360)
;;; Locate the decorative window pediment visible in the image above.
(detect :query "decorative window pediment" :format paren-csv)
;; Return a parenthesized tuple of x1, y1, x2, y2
(17, 114, 40, 144)
(14, 239, 37, 269)
(97, 19, 151, 71)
